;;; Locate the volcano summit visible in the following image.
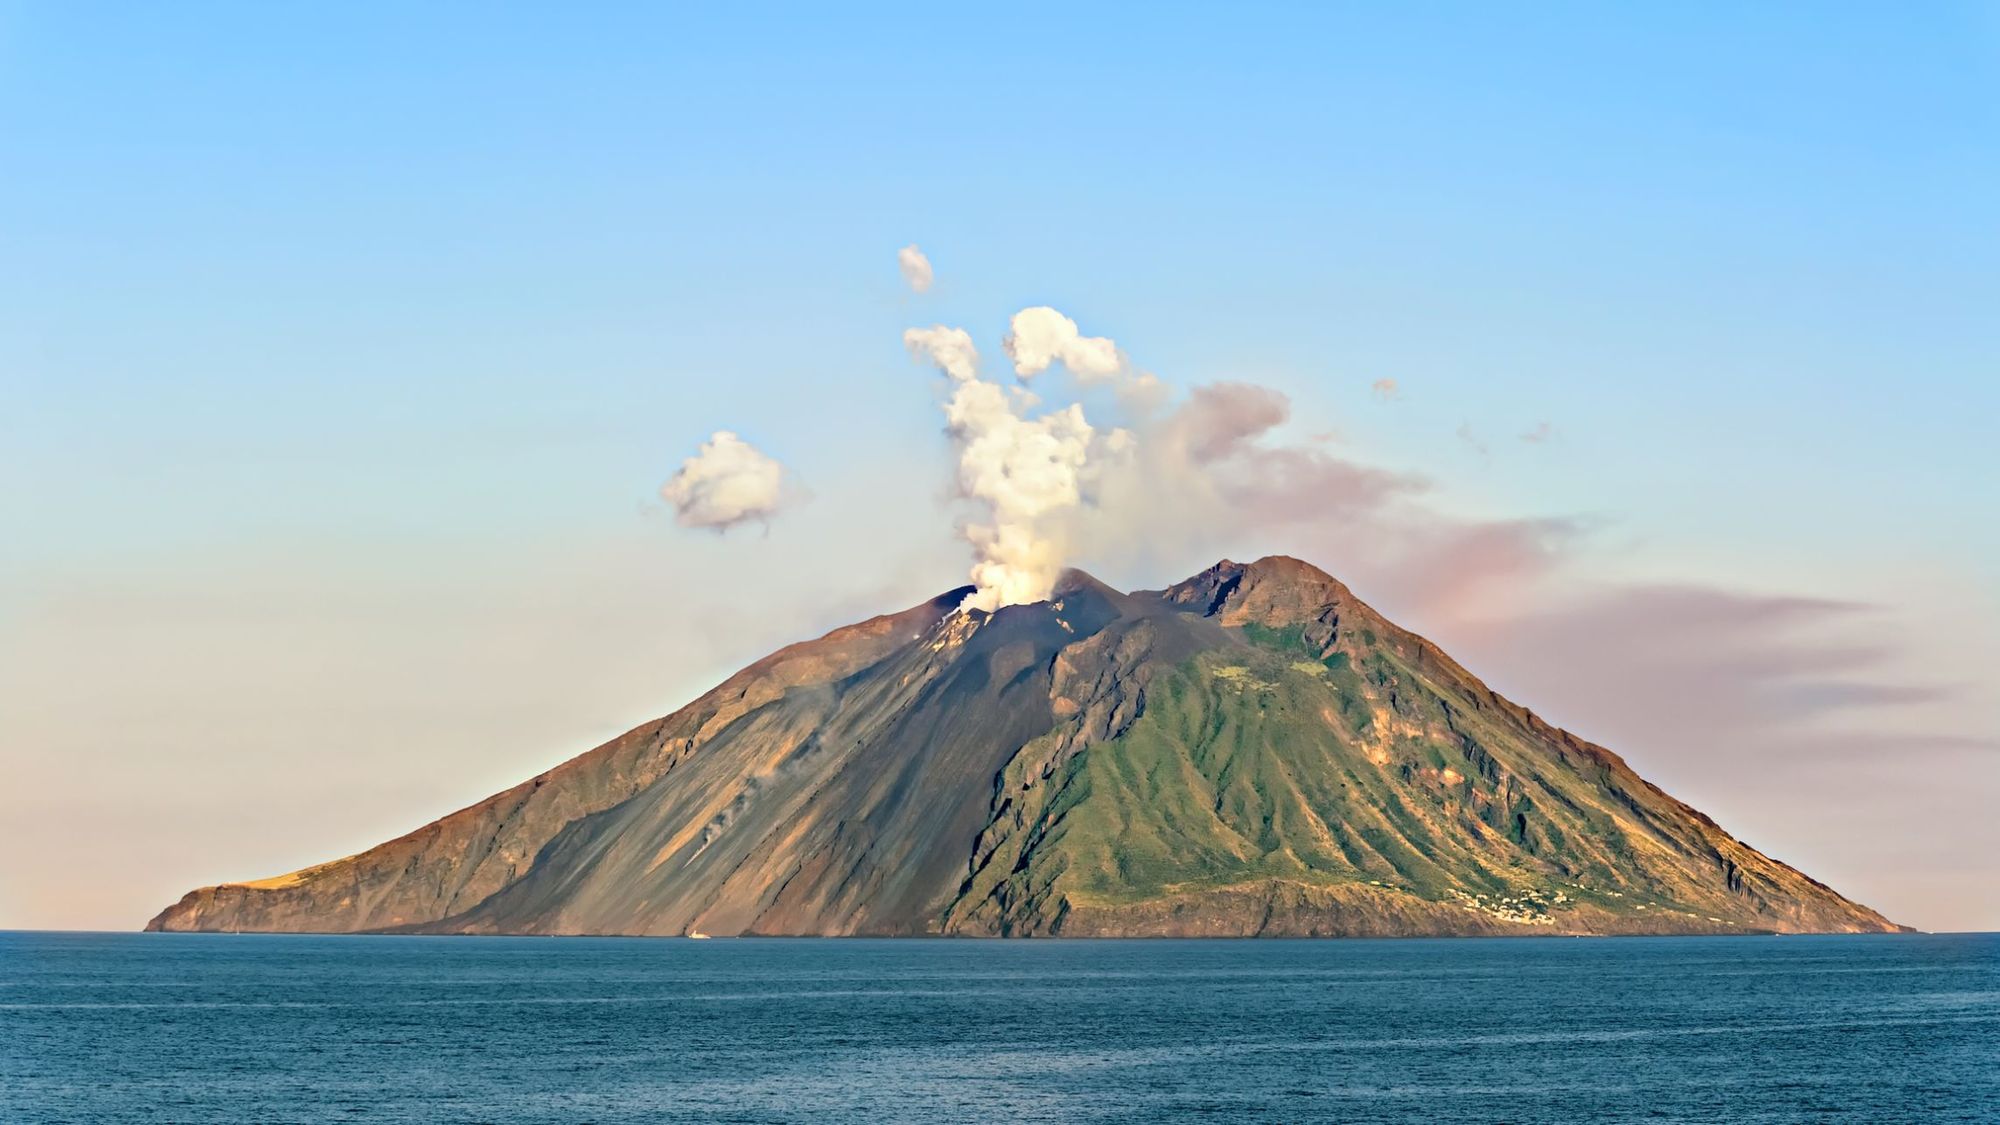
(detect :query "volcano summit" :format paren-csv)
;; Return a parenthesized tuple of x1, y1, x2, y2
(149, 557, 1901, 937)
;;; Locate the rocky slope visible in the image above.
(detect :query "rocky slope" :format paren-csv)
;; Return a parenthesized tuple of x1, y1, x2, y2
(148, 557, 1905, 937)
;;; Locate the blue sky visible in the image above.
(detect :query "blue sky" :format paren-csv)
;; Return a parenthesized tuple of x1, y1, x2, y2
(2, 4, 1995, 930)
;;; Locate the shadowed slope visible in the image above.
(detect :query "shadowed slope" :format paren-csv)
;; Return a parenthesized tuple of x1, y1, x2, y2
(145, 588, 973, 933)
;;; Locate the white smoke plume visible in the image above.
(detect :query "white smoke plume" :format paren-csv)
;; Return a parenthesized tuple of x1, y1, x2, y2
(897, 244, 934, 293)
(907, 303, 1422, 614)
(906, 320, 1098, 611)
(1003, 306, 1123, 381)
(661, 430, 789, 530)
(902, 326, 979, 382)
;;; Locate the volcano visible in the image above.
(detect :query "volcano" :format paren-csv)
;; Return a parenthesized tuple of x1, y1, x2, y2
(148, 557, 1902, 937)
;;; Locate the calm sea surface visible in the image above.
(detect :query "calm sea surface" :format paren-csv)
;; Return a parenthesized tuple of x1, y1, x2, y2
(1, 931, 1994, 1123)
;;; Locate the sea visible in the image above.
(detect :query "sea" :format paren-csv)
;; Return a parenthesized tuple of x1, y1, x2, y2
(1, 931, 1994, 1123)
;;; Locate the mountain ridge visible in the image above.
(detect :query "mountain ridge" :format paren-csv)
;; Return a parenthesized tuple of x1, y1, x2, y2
(148, 556, 1906, 937)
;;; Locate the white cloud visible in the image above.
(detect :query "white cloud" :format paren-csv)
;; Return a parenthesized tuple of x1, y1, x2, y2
(660, 431, 789, 530)
(897, 244, 934, 293)
(902, 325, 979, 382)
(1371, 378, 1400, 401)
(1003, 306, 1123, 381)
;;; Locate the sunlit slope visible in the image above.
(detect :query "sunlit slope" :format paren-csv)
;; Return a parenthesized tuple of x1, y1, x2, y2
(149, 556, 1901, 937)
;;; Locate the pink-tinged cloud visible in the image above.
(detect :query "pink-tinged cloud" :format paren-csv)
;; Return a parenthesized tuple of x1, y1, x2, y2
(1172, 382, 1291, 463)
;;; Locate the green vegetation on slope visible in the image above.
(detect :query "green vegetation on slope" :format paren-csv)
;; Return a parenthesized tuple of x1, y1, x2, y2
(954, 619, 1825, 935)
(1052, 643, 1506, 905)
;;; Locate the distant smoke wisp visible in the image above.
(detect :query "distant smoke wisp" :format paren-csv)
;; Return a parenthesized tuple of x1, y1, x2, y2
(1456, 423, 1491, 459)
(898, 244, 934, 293)
(1371, 378, 1400, 401)
(661, 431, 790, 530)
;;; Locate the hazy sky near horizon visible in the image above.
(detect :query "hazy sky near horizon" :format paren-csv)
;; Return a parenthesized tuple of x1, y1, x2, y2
(2, 4, 1996, 931)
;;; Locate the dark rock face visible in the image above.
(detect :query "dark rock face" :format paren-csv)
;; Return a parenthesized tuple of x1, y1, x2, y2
(148, 557, 1906, 937)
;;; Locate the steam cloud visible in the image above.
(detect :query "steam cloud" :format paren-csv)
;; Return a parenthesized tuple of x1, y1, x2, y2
(897, 244, 934, 293)
(906, 305, 1408, 613)
(1003, 307, 1123, 380)
(661, 430, 789, 530)
(905, 324, 1101, 611)
(902, 326, 978, 382)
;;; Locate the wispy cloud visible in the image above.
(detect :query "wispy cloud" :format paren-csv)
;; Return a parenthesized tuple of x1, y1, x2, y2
(1456, 422, 1491, 459)
(897, 244, 934, 293)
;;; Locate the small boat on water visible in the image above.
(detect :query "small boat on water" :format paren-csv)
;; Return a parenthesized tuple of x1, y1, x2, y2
(686, 929, 710, 940)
